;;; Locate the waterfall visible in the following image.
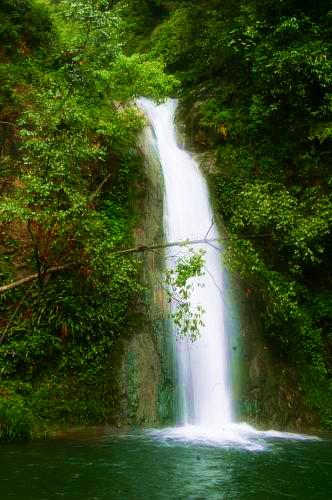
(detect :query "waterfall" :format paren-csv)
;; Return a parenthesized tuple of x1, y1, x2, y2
(138, 98, 232, 429)
(138, 98, 318, 449)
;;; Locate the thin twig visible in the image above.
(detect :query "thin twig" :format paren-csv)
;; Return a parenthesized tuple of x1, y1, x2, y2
(0, 121, 19, 129)
(204, 216, 215, 239)
(90, 172, 112, 202)
(203, 265, 224, 296)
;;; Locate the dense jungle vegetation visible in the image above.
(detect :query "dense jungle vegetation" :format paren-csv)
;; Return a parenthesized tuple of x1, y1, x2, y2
(0, 0, 331, 440)
(0, 0, 176, 441)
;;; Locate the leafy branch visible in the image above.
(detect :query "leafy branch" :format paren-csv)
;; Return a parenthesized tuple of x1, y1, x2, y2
(0, 234, 272, 295)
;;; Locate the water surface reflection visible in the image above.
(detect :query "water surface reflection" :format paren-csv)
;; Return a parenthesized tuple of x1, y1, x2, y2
(0, 430, 331, 499)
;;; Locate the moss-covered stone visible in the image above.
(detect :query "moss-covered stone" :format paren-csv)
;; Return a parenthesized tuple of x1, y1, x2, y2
(119, 125, 176, 426)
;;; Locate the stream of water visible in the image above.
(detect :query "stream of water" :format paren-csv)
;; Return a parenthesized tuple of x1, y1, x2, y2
(138, 98, 319, 451)
(1, 99, 330, 499)
(138, 97, 232, 429)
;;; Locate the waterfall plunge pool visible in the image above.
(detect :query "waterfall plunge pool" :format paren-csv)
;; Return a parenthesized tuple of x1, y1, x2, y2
(2, 100, 328, 499)
(1, 429, 331, 499)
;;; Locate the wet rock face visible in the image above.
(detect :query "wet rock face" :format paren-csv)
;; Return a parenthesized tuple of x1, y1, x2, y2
(194, 129, 210, 147)
(119, 129, 176, 427)
(175, 99, 219, 151)
(230, 277, 319, 432)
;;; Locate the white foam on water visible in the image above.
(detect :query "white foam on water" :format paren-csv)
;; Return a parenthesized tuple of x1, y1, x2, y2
(147, 424, 320, 452)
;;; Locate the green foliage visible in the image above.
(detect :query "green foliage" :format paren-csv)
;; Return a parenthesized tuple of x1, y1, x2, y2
(165, 249, 206, 340)
(150, 7, 193, 67)
(1, 0, 331, 432)
(0, 0, 177, 435)
(0, 0, 54, 55)
(106, 54, 178, 102)
(302, 367, 332, 429)
(0, 398, 33, 442)
(144, 0, 332, 426)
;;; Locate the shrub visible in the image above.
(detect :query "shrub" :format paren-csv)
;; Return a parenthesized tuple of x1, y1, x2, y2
(0, 399, 32, 442)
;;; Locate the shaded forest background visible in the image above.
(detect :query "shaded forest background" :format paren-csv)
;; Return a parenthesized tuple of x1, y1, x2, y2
(0, 0, 331, 440)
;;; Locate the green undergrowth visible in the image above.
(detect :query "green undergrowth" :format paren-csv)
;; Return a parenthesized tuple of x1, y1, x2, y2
(0, 0, 177, 441)
(0, 152, 145, 439)
(2, 0, 332, 437)
(0, 396, 34, 443)
(126, 0, 332, 427)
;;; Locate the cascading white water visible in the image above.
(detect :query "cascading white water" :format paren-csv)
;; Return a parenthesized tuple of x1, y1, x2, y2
(138, 98, 319, 450)
(138, 98, 232, 428)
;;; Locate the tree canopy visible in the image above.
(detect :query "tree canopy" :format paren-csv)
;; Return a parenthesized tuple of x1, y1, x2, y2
(1, 0, 331, 437)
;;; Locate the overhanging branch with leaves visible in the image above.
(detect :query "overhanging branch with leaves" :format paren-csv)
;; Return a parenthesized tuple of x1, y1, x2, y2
(0, 234, 272, 295)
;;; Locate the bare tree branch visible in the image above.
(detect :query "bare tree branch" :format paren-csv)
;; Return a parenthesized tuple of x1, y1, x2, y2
(204, 216, 215, 239)
(113, 233, 272, 256)
(0, 234, 272, 295)
(0, 120, 19, 129)
(90, 172, 112, 202)
(0, 264, 75, 294)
